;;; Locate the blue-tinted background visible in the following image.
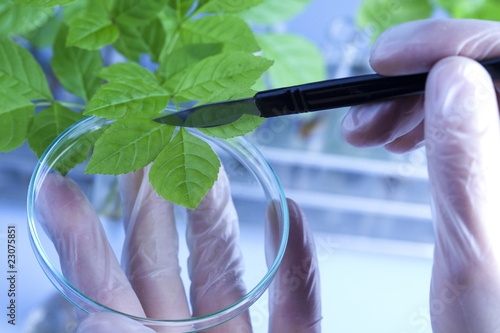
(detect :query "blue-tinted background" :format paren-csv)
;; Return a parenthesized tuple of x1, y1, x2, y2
(0, 0, 436, 332)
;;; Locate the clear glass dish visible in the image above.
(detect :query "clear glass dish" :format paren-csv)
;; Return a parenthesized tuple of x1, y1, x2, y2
(27, 116, 289, 332)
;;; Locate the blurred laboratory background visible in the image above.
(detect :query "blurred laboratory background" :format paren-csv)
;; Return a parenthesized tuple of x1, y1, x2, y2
(0, 0, 473, 332)
(245, 1, 435, 332)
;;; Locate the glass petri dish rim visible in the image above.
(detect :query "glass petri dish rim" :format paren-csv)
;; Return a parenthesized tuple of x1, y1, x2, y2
(27, 116, 290, 331)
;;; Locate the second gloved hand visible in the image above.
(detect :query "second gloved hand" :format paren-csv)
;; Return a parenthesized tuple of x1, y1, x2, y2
(342, 19, 500, 332)
(38, 165, 322, 332)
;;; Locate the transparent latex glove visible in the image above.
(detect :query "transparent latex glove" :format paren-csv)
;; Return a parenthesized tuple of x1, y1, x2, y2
(265, 199, 322, 333)
(37, 167, 321, 332)
(342, 19, 500, 332)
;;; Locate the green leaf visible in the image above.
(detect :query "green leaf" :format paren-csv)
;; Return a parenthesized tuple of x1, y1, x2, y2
(438, 0, 481, 17)
(63, 0, 114, 24)
(0, 2, 53, 37)
(239, 0, 310, 24)
(113, 24, 146, 61)
(200, 114, 265, 139)
(27, 102, 84, 158)
(439, 0, 500, 20)
(97, 62, 157, 83)
(136, 17, 166, 63)
(24, 15, 60, 48)
(197, 88, 264, 138)
(86, 118, 175, 174)
(179, 14, 259, 53)
(0, 87, 35, 152)
(0, 87, 33, 116)
(167, 52, 273, 100)
(197, 0, 265, 14)
(84, 79, 170, 119)
(52, 122, 106, 175)
(251, 76, 266, 92)
(112, 0, 165, 26)
(157, 6, 178, 42)
(149, 128, 221, 209)
(66, 13, 119, 50)
(0, 107, 32, 152)
(469, 1, 500, 20)
(356, 0, 433, 41)
(113, 18, 166, 62)
(12, 0, 78, 7)
(166, 0, 195, 17)
(197, 87, 256, 105)
(158, 43, 223, 85)
(0, 38, 52, 100)
(51, 24, 103, 101)
(257, 33, 325, 88)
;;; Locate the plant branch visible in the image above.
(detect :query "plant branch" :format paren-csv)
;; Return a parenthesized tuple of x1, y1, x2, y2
(35, 100, 87, 110)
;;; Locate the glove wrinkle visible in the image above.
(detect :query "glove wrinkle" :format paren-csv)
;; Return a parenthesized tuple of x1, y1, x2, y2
(425, 57, 500, 333)
(37, 174, 146, 317)
(384, 119, 425, 153)
(457, 29, 500, 61)
(187, 167, 252, 332)
(342, 94, 424, 148)
(119, 167, 190, 320)
(266, 199, 321, 333)
(370, 19, 500, 75)
(340, 18, 500, 332)
(343, 19, 500, 153)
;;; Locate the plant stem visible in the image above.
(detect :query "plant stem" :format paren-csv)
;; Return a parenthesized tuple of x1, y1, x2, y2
(36, 100, 87, 110)
(162, 4, 193, 58)
(176, 0, 182, 22)
(173, 99, 181, 112)
(164, 29, 180, 56)
(60, 101, 87, 110)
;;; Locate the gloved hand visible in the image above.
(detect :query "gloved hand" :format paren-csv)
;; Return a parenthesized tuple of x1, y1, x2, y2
(37, 165, 321, 332)
(342, 19, 500, 332)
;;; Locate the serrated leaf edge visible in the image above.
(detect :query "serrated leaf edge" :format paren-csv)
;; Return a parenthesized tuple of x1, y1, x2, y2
(149, 129, 221, 209)
(86, 121, 174, 174)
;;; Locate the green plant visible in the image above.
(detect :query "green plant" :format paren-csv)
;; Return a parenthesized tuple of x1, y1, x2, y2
(356, 0, 500, 42)
(0, 0, 325, 209)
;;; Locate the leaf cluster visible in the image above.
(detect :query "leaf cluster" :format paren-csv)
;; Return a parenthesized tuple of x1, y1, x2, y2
(0, 0, 324, 209)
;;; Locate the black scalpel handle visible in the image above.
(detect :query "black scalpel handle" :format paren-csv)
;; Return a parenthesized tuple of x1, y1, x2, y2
(254, 57, 500, 118)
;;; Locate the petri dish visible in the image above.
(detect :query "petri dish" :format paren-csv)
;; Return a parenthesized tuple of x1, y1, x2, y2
(27, 116, 289, 332)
